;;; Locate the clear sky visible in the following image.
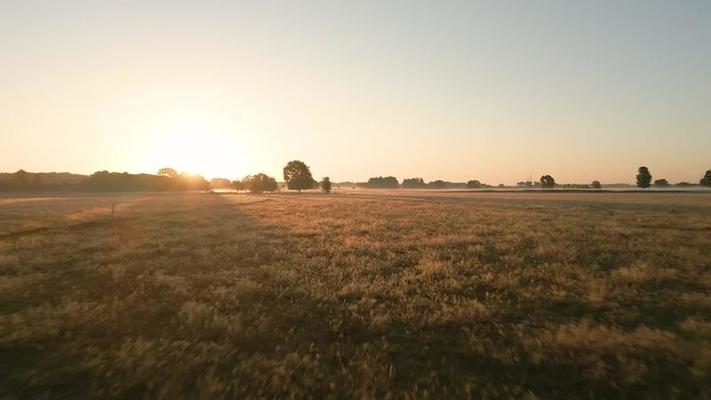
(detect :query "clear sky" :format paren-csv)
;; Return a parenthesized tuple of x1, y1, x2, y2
(1, 0, 709, 184)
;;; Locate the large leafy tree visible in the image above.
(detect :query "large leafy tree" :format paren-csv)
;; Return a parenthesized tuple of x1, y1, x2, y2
(591, 180, 602, 189)
(283, 160, 315, 192)
(540, 175, 556, 188)
(700, 170, 711, 187)
(244, 173, 277, 193)
(636, 166, 652, 188)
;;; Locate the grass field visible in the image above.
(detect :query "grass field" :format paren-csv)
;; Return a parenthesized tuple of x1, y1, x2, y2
(1, 190, 710, 399)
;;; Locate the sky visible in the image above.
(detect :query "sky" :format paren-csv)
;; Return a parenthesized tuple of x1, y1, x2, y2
(1, 0, 709, 184)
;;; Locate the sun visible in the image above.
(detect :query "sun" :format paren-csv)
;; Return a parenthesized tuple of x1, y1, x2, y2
(142, 121, 239, 180)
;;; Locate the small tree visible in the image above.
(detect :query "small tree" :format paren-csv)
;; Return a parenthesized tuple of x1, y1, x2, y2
(540, 175, 556, 188)
(321, 177, 332, 193)
(591, 180, 602, 189)
(283, 160, 315, 192)
(636, 166, 652, 188)
(158, 167, 178, 178)
(700, 170, 711, 187)
(654, 178, 669, 187)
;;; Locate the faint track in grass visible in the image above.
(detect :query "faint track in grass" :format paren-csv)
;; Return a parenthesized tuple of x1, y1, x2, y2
(0, 217, 127, 240)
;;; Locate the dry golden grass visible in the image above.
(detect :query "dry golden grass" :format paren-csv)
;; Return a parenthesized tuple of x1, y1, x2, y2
(1, 191, 710, 399)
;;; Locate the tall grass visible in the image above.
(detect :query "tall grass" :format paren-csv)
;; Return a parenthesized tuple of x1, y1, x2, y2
(1, 192, 710, 398)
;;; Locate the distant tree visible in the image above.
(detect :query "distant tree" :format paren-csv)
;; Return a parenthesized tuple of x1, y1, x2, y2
(243, 173, 277, 193)
(429, 180, 447, 189)
(497, 184, 505, 188)
(232, 180, 247, 191)
(209, 178, 232, 189)
(636, 166, 652, 188)
(175, 172, 210, 191)
(700, 170, 711, 187)
(283, 160, 315, 192)
(540, 175, 556, 188)
(654, 178, 669, 187)
(158, 167, 178, 178)
(466, 180, 482, 189)
(402, 177, 426, 188)
(591, 180, 602, 189)
(367, 176, 399, 188)
(321, 177, 332, 193)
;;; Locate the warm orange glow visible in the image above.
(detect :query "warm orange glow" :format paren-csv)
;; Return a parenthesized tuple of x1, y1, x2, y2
(139, 115, 241, 179)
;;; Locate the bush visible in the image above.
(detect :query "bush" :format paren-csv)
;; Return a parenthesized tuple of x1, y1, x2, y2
(654, 179, 669, 187)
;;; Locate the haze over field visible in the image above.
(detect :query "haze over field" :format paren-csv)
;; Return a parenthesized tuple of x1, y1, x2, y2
(2, 1, 710, 183)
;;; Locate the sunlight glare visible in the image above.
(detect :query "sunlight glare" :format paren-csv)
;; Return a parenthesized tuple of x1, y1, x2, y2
(143, 115, 239, 179)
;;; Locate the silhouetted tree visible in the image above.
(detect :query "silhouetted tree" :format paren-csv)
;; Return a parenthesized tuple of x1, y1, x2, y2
(367, 176, 399, 188)
(540, 175, 556, 188)
(283, 160, 315, 192)
(591, 180, 602, 189)
(321, 177, 332, 193)
(636, 166, 652, 188)
(429, 180, 447, 189)
(466, 180, 482, 189)
(700, 170, 711, 187)
(158, 167, 178, 178)
(654, 178, 669, 187)
(243, 173, 277, 193)
(402, 177, 426, 188)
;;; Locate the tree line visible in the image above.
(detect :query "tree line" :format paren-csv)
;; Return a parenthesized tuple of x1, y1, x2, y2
(2, 164, 710, 192)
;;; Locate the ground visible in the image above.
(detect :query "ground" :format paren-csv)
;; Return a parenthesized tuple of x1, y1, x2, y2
(1, 190, 710, 399)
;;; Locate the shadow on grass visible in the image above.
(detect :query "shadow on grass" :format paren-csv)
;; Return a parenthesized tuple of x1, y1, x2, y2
(1, 193, 709, 398)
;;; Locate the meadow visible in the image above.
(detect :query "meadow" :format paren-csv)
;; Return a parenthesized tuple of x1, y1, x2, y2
(1, 190, 710, 399)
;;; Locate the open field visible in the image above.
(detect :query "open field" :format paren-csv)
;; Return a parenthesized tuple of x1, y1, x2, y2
(1, 190, 711, 399)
